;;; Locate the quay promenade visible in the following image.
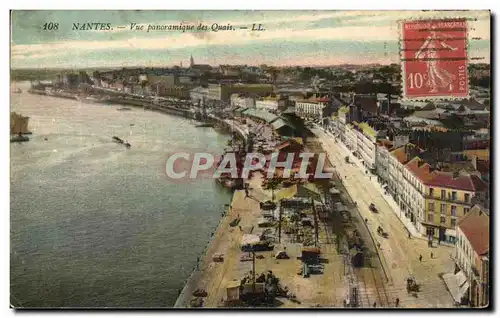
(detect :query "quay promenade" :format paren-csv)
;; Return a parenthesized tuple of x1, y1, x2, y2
(174, 174, 268, 308)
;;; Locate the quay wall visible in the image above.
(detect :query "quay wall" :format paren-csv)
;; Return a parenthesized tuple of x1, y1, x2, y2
(173, 191, 236, 308)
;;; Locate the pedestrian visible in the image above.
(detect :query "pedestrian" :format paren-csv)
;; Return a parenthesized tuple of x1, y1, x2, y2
(408, 233, 411, 239)
(431, 252, 434, 259)
(395, 298, 400, 307)
(245, 187, 249, 198)
(373, 301, 376, 308)
(419, 254, 422, 262)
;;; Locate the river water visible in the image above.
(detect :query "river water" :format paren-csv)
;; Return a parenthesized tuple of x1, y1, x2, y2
(10, 83, 232, 307)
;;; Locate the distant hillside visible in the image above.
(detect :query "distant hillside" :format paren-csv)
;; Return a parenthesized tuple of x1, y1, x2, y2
(10, 67, 118, 81)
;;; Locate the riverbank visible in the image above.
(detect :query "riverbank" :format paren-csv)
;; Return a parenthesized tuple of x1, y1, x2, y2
(174, 172, 269, 308)
(11, 87, 234, 307)
(26, 89, 250, 142)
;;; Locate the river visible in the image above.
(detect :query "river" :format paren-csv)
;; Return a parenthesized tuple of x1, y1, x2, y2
(10, 83, 232, 307)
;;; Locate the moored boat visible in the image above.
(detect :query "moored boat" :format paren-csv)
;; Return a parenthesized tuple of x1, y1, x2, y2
(112, 136, 124, 144)
(11, 132, 29, 143)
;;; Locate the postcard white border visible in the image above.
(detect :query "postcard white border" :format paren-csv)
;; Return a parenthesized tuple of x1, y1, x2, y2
(2, 1, 497, 318)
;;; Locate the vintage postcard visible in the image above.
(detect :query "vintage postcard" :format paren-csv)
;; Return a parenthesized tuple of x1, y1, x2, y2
(10, 10, 491, 309)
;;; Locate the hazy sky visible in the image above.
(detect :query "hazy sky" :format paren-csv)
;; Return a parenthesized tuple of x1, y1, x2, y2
(11, 10, 490, 69)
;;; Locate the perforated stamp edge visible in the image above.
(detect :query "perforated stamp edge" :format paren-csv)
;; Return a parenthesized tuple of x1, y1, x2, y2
(397, 16, 477, 102)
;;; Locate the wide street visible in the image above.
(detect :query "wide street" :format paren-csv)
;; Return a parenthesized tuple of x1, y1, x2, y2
(311, 127, 456, 308)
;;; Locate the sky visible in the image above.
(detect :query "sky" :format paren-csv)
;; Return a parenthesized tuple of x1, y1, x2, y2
(10, 10, 491, 69)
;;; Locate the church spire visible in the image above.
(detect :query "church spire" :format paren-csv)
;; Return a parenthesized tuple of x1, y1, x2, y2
(190, 55, 194, 68)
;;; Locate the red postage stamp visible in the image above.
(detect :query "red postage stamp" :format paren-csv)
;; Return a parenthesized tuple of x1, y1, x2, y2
(401, 19, 469, 99)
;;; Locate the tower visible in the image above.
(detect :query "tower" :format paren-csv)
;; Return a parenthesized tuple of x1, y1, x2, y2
(190, 55, 194, 68)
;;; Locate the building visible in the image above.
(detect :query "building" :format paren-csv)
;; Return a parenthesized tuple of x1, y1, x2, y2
(178, 76, 194, 85)
(344, 122, 358, 154)
(255, 95, 291, 112)
(160, 86, 189, 99)
(375, 139, 394, 185)
(148, 75, 176, 87)
(207, 83, 274, 104)
(255, 98, 279, 112)
(422, 170, 488, 243)
(295, 99, 327, 120)
(386, 143, 423, 216)
(333, 106, 350, 143)
(190, 86, 209, 105)
(385, 143, 425, 230)
(455, 205, 489, 307)
(219, 65, 241, 77)
(189, 55, 212, 72)
(230, 94, 255, 109)
(355, 122, 387, 172)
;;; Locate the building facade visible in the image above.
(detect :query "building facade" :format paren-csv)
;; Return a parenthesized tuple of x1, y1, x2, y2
(455, 205, 489, 307)
(255, 99, 279, 112)
(190, 86, 209, 105)
(207, 83, 274, 103)
(422, 172, 487, 243)
(295, 100, 326, 120)
(230, 94, 255, 109)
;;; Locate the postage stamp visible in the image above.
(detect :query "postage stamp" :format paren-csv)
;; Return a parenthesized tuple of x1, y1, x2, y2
(400, 18, 469, 99)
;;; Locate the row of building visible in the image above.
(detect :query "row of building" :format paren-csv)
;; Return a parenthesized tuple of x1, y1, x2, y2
(324, 96, 490, 307)
(328, 102, 489, 245)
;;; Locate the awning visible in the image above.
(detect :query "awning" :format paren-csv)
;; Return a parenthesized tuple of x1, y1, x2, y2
(442, 270, 470, 303)
(271, 118, 297, 131)
(242, 108, 278, 123)
(445, 228, 457, 237)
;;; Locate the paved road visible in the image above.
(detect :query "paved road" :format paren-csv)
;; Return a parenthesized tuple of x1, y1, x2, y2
(312, 127, 456, 308)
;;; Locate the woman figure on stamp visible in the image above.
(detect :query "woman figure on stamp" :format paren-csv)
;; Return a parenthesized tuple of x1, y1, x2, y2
(415, 25, 458, 93)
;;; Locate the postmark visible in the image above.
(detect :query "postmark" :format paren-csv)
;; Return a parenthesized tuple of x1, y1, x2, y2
(400, 18, 469, 100)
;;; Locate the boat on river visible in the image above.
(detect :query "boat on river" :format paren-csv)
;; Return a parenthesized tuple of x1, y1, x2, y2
(112, 136, 124, 144)
(195, 123, 214, 128)
(11, 132, 29, 143)
(11, 112, 32, 143)
(112, 136, 131, 148)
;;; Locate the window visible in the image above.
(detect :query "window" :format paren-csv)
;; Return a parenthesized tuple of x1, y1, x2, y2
(429, 187, 434, 197)
(441, 203, 446, 214)
(451, 205, 457, 217)
(451, 191, 457, 201)
(441, 190, 446, 199)
(451, 218, 457, 228)
(464, 207, 470, 214)
(464, 193, 470, 202)
(428, 202, 435, 211)
(428, 213, 434, 222)
(440, 216, 446, 224)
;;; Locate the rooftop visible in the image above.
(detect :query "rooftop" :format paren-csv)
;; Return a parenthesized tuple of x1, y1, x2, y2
(358, 122, 377, 137)
(242, 108, 279, 123)
(458, 205, 489, 256)
(390, 143, 421, 164)
(426, 171, 487, 192)
(271, 118, 296, 131)
(338, 106, 349, 114)
(377, 139, 394, 150)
